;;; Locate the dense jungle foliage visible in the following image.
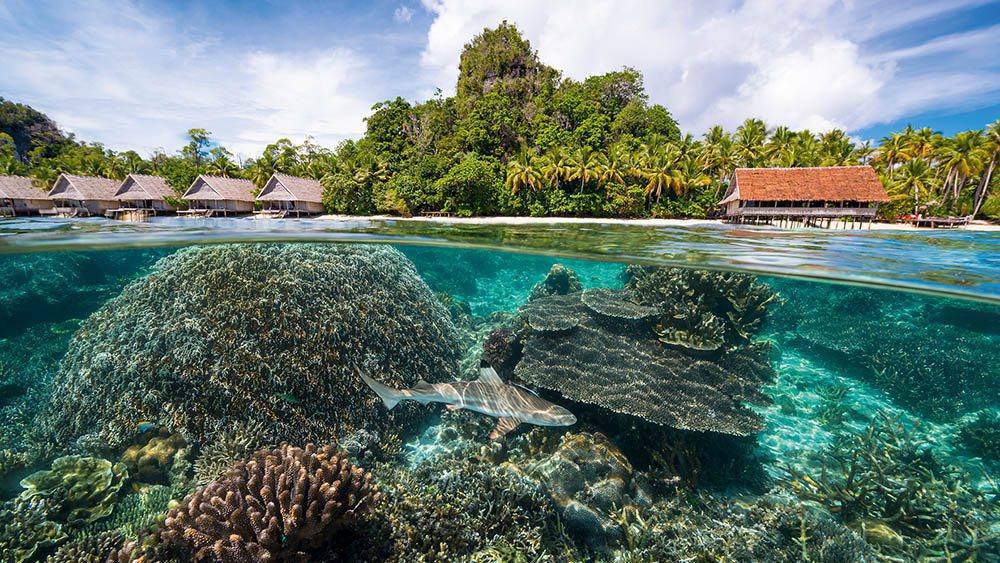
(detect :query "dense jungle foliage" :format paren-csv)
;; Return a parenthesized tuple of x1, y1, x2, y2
(2, 22, 998, 219)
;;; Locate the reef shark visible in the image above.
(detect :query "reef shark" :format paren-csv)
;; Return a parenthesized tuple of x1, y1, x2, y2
(359, 367, 577, 439)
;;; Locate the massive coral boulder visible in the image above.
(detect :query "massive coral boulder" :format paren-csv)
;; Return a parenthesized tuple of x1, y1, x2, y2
(156, 443, 377, 562)
(43, 244, 461, 450)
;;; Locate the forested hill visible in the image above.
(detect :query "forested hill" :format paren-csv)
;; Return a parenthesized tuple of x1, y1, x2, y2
(1, 22, 998, 220)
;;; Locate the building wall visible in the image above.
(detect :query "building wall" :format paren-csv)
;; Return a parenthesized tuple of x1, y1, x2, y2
(12, 198, 53, 212)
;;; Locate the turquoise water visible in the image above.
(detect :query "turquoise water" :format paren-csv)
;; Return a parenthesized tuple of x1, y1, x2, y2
(0, 218, 997, 562)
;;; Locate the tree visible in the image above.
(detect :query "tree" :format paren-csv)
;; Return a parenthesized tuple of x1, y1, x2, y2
(894, 159, 934, 215)
(972, 120, 1000, 217)
(566, 147, 604, 192)
(181, 128, 212, 167)
(505, 150, 542, 194)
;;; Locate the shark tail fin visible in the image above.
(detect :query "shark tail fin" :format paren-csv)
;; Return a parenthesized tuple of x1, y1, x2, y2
(359, 371, 403, 410)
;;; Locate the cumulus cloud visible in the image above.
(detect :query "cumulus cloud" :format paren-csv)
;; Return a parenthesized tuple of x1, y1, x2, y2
(418, 0, 1000, 135)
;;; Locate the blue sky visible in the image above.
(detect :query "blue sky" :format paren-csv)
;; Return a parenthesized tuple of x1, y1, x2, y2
(1, 0, 998, 157)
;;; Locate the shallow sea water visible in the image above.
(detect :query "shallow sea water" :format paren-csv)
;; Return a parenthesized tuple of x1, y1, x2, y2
(0, 217, 997, 562)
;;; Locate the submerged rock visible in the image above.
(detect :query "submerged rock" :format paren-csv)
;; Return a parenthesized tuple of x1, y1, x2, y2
(42, 243, 461, 450)
(528, 263, 583, 301)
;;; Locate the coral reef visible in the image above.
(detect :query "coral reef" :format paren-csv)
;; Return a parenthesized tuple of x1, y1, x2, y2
(612, 493, 874, 561)
(515, 289, 773, 435)
(44, 532, 123, 563)
(155, 443, 376, 562)
(625, 266, 778, 353)
(779, 413, 1000, 561)
(192, 421, 273, 486)
(83, 484, 186, 540)
(771, 282, 1000, 421)
(503, 432, 648, 550)
(958, 410, 1000, 463)
(0, 495, 67, 562)
(20, 455, 128, 525)
(580, 287, 659, 321)
(120, 429, 187, 485)
(42, 244, 461, 451)
(528, 263, 583, 301)
(481, 327, 522, 377)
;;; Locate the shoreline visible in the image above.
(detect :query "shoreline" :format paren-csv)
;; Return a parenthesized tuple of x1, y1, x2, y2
(314, 214, 1000, 232)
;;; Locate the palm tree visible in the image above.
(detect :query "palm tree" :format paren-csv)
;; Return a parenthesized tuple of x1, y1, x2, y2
(875, 133, 910, 181)
(793, 130, 820, 167)
(972, 120, 1000, 217)
(505, 150, 542, 194)
(765, 126, 795, 164)
(735, 118, 767, 167)
(207, 154, 240, 178)
(566, 147, 604, 192)
(894, 159, 934, 215)
(701, 130, 737, 192)
(819, 129, 857, 166)
(641, 146, 681, 201)
(541, 147, 570, 190)
(600, 146, 631, 185)
(938, 130, 987, 206)
(675, 156, 711, 197)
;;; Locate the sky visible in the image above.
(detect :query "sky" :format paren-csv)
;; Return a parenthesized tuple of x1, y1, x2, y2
(1, 0, 998, 158)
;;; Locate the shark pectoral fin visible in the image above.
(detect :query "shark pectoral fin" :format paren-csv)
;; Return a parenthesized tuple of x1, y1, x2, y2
(488, 417, 521, 440)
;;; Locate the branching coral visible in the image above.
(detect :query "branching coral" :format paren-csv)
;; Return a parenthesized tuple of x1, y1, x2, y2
(156, 443, 377, 562)
(44, 532, 123, 563)
(20, 455, 128, 525)
(625, 266, 777, 353)
(779, 413, 1000, 561)
(42, 244, 461, 451)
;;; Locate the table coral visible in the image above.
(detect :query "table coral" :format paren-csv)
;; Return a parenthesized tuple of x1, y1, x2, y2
(42, 244, 461, 451)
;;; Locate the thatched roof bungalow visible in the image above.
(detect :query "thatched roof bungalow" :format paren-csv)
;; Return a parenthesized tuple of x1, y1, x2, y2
(180, 175, 256, 216)
(46, 173, 120, 217)
(255, 173, 325, 217)
(719, 166, 889, 228)
(113, 174, 177, 215)
(0, 175, 52, 216)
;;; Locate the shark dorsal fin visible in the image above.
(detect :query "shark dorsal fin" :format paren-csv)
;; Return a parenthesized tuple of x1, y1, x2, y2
(488, 417, 521, 440)
(477, 367, 504, 385)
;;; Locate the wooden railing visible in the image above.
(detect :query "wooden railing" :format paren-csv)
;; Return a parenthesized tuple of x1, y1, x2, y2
(727, 207, 877, 218)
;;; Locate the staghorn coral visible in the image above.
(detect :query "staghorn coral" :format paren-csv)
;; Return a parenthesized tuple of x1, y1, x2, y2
(779, 413, 1000, 561)
(42, 244, 461, 451)
(0, 495, 68, 562)
(20, 455, 128, 525)
(528, 263, 584, 301)
(192, 421, 274, 486)
(45, 532, 123, 563)
(82, 484, 186, 541)
(156, 443, 377, 562)
(515, 291, 773, 436)
(626, 266, 777, 353)
(121, 429, 187, 485)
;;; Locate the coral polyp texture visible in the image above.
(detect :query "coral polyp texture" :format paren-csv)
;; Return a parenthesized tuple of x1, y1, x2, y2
(42, 243, 461, 449)
(515, 271, 775, 436)
(156, 443, 377, 562)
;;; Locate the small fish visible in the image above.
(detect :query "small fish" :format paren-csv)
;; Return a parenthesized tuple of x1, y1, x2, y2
(276, 393, 301, 405)
(135, 421, 156, 433)
(359, 366, 576, 440)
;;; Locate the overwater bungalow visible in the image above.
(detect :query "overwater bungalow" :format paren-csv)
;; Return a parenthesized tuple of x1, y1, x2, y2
(0, 175, 53, 216)
(719, 166, 890, 229)
(254, 173, 325, 217)
(179, 175, 256, 216)
(44, 173, 120, 217)
(111, 174, 178, 220)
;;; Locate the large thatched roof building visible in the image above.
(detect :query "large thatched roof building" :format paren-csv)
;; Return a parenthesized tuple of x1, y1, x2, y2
(180, 175, 256, 216)
(719, 166, 889, 228)
(46, 173, 120, 217)
(113, 174, 177, 214)
(0, 175, 52, 216)
(255, 173, 325, 217)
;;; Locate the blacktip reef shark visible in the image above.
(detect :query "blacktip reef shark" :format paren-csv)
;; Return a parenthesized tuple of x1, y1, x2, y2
(359, 367, 577, 439)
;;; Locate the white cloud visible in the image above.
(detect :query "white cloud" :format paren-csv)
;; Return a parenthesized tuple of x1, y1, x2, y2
(0, 0, 376, 157)
(418, 0, 1000, 135)
(394, 5, 415, 23)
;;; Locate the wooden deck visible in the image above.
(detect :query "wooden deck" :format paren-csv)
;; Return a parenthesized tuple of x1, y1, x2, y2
(421, 211, 455, 218)
(911, 216, 969, 229)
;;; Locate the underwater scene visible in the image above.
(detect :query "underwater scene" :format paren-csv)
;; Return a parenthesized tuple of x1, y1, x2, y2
(0, 223, 998, 562)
